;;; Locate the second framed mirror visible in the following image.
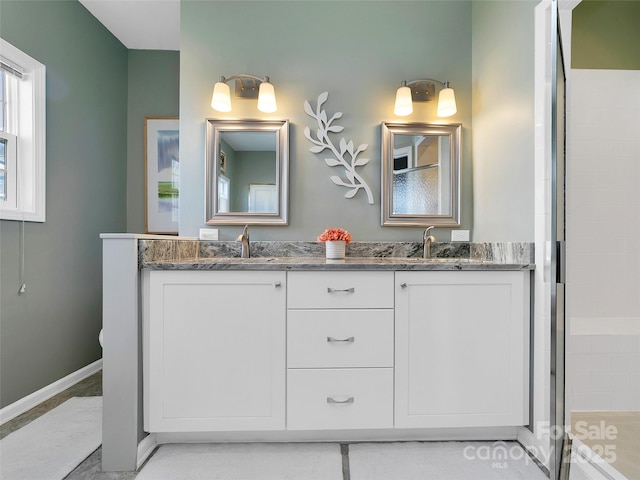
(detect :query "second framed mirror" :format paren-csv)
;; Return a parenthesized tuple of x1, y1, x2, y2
(381, 122, 461, 227)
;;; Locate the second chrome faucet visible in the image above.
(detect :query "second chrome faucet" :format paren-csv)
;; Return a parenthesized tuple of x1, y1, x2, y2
(423, 226, 436, 259)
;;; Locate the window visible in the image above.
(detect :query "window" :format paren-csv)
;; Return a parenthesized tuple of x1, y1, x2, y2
(218, 175, 230, 213)
(0, 128, 17, 207)
(0, 137, 7, 201)
(0, 39, 46, 222)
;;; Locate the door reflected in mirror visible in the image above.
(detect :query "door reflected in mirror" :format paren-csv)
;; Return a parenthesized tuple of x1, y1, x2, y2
(218, 131, 277, 213)
(206, 119, 289, 225)
(381, 123, 460, 226)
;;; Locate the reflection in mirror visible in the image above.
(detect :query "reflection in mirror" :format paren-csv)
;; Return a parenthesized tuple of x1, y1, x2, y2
(219, 131, 277, 213)
(206, 119, 289, 225)
(381, 123, 461, 226)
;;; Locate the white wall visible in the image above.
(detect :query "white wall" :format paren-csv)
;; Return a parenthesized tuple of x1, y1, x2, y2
(567, 69, 640, 412)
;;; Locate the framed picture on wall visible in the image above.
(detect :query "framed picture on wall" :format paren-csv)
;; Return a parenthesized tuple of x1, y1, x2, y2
(144, 117, 179, 234)
(220, 149, 226, 173)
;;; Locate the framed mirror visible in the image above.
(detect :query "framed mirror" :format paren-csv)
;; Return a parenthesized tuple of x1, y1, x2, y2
(205, 119, 289, 225)
(381, 122, 461, 226)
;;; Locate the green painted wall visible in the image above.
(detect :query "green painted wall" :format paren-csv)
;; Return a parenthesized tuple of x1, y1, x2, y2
(471, 0, 537, 242)
(0, 0, 128, 407)
(230, 151, 277, 213)
(127, 50, 180, 233)
(180, 0, 473, 241)
(572, 0, 640, 70)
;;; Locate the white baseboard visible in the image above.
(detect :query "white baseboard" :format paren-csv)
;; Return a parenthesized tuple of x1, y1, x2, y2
(155, 426, 518, 444)
(0, 359, 103, 425)
(137, 433, 158, 469)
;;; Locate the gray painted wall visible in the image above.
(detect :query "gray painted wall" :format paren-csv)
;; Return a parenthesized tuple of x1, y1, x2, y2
(180, 0, 473, 242)
(126, 50, 180, 234)
(0, 0, 128, 408)
(230, 151, 277, 213)
(471, 1, 536, 242)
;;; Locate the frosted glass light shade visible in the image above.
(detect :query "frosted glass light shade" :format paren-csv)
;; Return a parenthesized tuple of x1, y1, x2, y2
(394, 85, 413, 116)
(257, 81, 277, 113)
(211, 81, 231, 112)
(437, 87, 457, 117)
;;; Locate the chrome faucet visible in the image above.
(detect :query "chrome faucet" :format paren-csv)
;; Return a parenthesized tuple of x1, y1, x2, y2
(237, 225, 250, 258)
(423, 226, 436, 259)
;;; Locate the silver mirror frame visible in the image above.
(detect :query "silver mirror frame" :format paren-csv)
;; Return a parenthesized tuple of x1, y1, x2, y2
(205, 119, 289, 225)
(381, 122, 461, 227)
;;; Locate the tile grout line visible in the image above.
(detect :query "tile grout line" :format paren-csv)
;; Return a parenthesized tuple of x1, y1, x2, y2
(341, 443, 350, 480)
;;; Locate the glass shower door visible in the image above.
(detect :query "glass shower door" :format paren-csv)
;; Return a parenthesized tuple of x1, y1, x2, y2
(550, 1, 568, 478)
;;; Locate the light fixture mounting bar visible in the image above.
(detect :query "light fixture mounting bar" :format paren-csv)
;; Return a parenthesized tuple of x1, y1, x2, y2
(220, 74, 267, 99)
(403, 79, 449, 103)
(409, 82, 436, 102)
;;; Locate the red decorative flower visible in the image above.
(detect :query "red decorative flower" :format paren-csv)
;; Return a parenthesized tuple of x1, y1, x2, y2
(317, 227, 352, 244)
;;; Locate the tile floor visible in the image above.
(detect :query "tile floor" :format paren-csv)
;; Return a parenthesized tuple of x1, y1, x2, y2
(2, 372, 551, 480)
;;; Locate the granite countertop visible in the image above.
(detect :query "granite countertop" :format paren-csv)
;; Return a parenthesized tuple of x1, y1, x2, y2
(143, 256, 532, 271)
(139, 240, 535, 272)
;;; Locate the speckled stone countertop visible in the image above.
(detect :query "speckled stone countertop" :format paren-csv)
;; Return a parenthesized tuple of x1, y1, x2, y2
(139, 240, 534, 271)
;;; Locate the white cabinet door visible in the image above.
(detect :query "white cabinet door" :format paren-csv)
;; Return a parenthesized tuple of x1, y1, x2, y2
(395, 271, 529, 429)
(144, 270, 286, 432)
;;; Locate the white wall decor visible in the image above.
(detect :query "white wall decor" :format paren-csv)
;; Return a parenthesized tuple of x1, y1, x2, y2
(304, 92, 374, 204)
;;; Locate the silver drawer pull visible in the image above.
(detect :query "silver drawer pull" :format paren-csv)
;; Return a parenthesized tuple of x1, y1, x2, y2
(400, 282, 408, 288)
(274, 281, 282, 288)
(327, 336, 355, 343)
(327, 396, 354, 405)
(327, 287, 355, 294)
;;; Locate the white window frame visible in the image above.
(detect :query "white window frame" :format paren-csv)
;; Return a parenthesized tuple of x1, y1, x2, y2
(217, 175, 230, 213)
(0, 39, 46, 222)
(0, 131, 17, 208)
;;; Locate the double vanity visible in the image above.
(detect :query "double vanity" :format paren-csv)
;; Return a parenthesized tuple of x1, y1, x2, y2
(142, 240, 532, 435)
(101, 235, 533, 469)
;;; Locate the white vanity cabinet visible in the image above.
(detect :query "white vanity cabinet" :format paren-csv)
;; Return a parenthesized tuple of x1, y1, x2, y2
(394, 270, 530, 429)
(143, 270, 286, 432)
(286, 271, 395, 430)
(142, 266, 531, 437)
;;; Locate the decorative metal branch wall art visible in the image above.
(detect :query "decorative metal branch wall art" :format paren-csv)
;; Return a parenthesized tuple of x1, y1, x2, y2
(304, 92, 374, 204)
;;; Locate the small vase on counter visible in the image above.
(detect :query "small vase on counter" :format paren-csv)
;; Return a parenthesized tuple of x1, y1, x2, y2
(325, 240, 346, 260)
(317, 227, 352, 261)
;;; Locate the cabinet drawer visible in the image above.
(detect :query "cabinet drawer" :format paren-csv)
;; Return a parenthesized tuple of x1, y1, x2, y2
(287, 368, 393, 430)
(287, 271, 394, 309)
(287, 309, 393, 368)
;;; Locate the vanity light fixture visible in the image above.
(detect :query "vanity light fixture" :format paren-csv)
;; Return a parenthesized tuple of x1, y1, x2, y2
(211, 74, 277, 113)
(393, 79, 457, 118)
